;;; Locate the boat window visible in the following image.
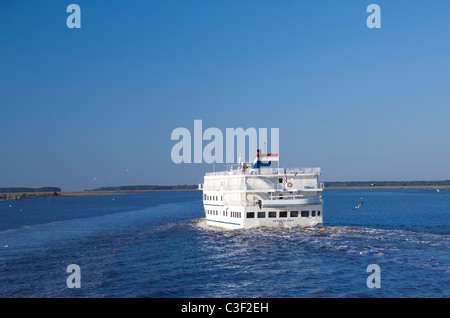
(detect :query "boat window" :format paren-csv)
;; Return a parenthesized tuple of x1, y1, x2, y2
(280, 211, 287, 217)
(311, 210, 316, 217)
(257, 212, 265, 218)
(290, 211, 298, 217)
(301, 210, 309, 217)
(268, 211, 276, 218)
(247, 212, 255, 218)
(279, 178, 283, 183)
(317, 211, 321, 216)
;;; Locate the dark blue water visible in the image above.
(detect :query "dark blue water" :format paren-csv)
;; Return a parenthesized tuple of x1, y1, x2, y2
(0, 189, 449, 298)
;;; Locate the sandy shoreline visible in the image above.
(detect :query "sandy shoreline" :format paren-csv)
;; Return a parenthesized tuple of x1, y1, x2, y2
(60, 189, 200, 197)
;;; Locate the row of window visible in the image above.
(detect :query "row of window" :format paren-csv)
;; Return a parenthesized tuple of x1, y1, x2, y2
(204, 194, 222, 201)
(205, 209, 241, 218)
(206, 209, 220, 216)
(247, 210, 320, 218)
(205, 209, 321, 218)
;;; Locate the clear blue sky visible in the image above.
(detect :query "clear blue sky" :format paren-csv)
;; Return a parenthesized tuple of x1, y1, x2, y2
(1, 0, 450, 191)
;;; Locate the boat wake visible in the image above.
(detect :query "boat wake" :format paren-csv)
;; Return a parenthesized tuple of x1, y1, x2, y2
(189, 218, 450, 261)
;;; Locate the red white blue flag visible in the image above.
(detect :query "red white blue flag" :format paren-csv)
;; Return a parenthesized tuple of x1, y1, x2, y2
(253, 153, 279, 168)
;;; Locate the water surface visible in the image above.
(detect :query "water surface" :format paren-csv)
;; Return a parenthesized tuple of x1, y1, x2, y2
(0, 189, 448, 297)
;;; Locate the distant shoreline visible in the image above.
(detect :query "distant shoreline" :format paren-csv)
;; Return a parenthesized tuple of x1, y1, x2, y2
(325, 185, 450, 190)
(1, 186, 448, 200)
(0, 189, 199, 200)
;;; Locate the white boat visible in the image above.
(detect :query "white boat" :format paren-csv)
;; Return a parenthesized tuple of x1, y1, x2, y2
(201, 151, 324, 229)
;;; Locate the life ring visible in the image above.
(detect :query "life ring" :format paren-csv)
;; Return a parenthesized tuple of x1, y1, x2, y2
(278, 221, 283, 227)
(287, 182, 293, 188)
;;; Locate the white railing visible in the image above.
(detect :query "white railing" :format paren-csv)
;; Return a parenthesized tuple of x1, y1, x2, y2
(269, 193, 304, 200)
(206, 167, 321, 177)
(262, 197, 323, 207)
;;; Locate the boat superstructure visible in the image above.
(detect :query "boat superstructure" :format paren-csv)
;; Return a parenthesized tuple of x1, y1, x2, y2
(202, 151, 324, 229)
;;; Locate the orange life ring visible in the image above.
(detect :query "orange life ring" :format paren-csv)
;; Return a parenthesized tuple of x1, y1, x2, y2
(287, 182, 293, 188)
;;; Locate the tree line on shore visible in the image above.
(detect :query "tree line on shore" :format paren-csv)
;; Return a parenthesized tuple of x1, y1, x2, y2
(0, 187, 61, 193)
(323, 180, 450, 187)
(2, 181, 450, 195)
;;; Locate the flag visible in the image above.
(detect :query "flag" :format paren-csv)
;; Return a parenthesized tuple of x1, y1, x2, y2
(283, 166, 287, 186)
(253, 153, 279, 168)
(259, 154, 279, 162)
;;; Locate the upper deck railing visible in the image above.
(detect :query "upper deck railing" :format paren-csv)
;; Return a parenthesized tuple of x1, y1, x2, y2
(205, 167, 321, 177)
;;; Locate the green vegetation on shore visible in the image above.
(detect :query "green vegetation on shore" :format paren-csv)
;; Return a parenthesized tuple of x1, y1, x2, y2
(0, 181, 448, 201)
(0, 187, 61, 193)
(324, 180, 450, 188)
